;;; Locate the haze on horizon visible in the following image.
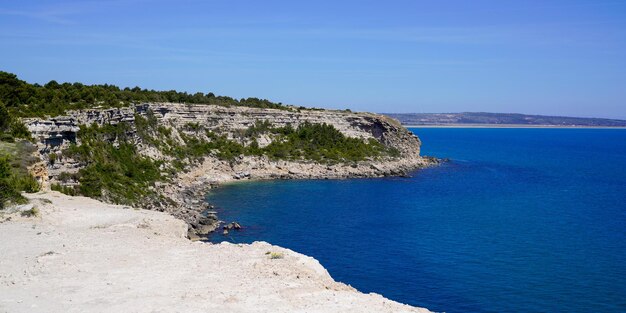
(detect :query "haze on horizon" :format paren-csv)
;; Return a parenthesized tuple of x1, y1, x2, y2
(1, 0, 625, 119)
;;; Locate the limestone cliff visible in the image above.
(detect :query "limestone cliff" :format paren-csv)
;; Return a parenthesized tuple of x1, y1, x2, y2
(24, 103, 435, 238)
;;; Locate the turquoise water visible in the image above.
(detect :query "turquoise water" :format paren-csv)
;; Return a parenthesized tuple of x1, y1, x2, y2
(207, 128, 626, 312)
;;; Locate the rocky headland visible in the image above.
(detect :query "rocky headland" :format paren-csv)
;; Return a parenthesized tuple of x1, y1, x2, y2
(1, 73, 437, 312)
(24, 103, 438, 239)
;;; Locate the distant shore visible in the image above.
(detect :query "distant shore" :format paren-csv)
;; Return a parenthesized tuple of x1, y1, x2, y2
(384, 112, 626, 128)
(404, 124, 626, 129)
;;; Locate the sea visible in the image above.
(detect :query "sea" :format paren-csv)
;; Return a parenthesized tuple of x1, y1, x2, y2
(207, 128, 626, 313)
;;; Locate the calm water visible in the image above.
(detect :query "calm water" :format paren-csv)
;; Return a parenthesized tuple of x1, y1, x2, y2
(208, 128, 626, 312)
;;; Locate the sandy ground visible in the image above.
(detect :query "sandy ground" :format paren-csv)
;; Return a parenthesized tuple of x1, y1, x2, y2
(0, 192, 431, 313)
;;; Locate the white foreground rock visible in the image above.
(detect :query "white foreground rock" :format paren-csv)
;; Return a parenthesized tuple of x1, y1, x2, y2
(0, 192, 431, 313)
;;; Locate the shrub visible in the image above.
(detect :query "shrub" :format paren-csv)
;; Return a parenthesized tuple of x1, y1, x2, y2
(16, 175, 40, 193)
(51, 183, 77, 196)
(10, 120, 32, 141)
(259, 122, 389, 162)
(268, 252, 284, 259)
(20, 206, 39, 217)
(48, 153, 57, 165)
(65, 122, 162, 205)
(57, 171, 77, 183)
(0, 155, 38, 209)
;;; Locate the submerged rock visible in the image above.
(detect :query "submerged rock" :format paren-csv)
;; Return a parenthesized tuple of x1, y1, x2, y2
(223, 221, 242, 231)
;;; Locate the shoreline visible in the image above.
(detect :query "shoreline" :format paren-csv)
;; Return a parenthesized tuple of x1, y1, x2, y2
(199, 160, 442, 239)
(0, 191, 432, 312)
(12, 103, 440, 311)
(173, 155, 441, 240)
(404, 124, 626, 129)
(23, 102, 436, 239)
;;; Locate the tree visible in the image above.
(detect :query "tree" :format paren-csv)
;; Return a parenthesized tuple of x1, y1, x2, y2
(0, 101, 9, 131)
(44, 80, 60, 89)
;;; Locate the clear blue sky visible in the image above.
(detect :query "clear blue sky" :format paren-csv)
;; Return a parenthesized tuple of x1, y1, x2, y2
(2, 0, 625, 118)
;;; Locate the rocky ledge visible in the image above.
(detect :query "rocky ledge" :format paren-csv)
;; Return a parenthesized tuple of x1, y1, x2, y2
(0, 191, 432, 312)
(24, 103, 439, 239)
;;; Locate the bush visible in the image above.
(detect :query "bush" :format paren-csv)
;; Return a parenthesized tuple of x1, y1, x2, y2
(266, 251, 284, 259)
(20, 206, 39, 217)
(51, 183, 77, 196)
(257, 122, 389, 162)
(9, 120, 32, 141)
(0, 155, 37, 209)
(57, 171, 77, 183)
(48, 153, 57, 165)
(65, 123, 162, 205)
(15, 175, 40, 193)
(166, 120, 394, 164)
(0, 100, 32, 142)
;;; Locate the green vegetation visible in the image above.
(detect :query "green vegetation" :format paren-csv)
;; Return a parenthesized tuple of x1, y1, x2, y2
(0, 71, 288, 119)
(0, 71, 400, 207)
(0, 141, 40, 209)
(51, 115, 395, 205)
(51, 183, 78, 196)
(0, 100, 32, 142)
(61, 122, 162, 205)
(266, 251, 284, 259)
(20, 206, 40, 217)
(158, 120, 394, 164)
(258, 121, 392, 162)
(0, 69, 287, 143)
(0, 155, 24, 208)
(176, 131, 247, 161)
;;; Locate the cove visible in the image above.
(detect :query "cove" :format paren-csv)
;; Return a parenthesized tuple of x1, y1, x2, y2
(208, 128, 626, 312)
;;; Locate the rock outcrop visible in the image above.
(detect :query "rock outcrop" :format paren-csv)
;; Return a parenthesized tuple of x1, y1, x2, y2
(24, 103, 437, 238)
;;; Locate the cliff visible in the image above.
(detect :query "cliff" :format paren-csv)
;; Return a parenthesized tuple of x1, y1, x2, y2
(0, 191, 431, 312)
(24, 103, 436, 238)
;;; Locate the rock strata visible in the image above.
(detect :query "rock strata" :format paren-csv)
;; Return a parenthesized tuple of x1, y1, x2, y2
(24, 103, 438, 238)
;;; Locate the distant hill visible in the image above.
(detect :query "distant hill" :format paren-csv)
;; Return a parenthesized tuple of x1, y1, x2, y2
(383, 112, 626, 127)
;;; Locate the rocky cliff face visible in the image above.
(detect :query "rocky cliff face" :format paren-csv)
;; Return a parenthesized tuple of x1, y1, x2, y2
(24, 103, 434, 238)
(27, 103, 420, 156)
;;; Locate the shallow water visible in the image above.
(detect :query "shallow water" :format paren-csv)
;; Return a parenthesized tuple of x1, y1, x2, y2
(208, 128, 626, 312)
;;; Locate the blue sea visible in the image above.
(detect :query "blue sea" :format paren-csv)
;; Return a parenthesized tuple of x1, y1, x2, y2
(208, 128, 626, 312)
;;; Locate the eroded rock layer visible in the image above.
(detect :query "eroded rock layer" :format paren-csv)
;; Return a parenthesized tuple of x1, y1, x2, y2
(24, 103, 436, 238)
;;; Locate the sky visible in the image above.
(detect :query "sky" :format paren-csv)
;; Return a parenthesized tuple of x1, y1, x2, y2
(1, 0, 625, 119)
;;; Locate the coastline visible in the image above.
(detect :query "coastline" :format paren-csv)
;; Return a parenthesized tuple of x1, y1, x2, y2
(404, 124, 626, 129)
(11, 102, 439, 310)
(0, 191, 432, 313)
(170, 154, 440, 240)
(24, 102, 439, 239)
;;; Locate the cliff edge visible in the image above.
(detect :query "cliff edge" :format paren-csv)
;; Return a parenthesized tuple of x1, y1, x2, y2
(0, 191, 432, 313)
